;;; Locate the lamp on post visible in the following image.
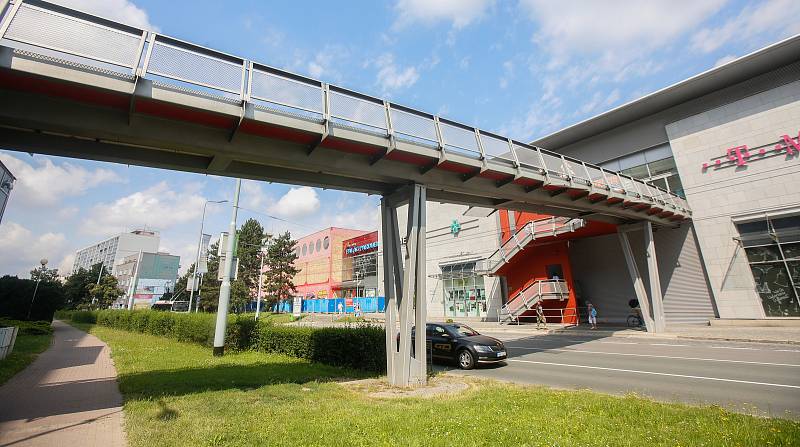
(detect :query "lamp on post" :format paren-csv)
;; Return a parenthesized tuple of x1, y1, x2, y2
(27, 258, 48, 319)
(189, 199, 227, 313)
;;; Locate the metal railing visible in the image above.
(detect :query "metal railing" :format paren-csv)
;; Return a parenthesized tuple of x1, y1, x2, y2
(500, 280, 569, 323)
(482, 217, 585, 273)
(0, 0, 691, 218)
(495, 307, 579, 326)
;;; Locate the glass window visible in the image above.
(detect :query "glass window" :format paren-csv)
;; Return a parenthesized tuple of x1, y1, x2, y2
(620, 164, 649, 179)
(309, 241, 314, 254)
(302, 243, 307, 256)
(323, 236, 330, 249)
(647, 157, 677, 177)
(736, 217, 800, 317)
(316, 239, 322, 252)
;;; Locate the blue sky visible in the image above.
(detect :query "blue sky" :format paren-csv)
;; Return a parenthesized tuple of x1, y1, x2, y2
(1, 0, 798, 277)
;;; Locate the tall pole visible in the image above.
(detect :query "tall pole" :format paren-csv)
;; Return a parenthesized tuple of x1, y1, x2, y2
(195, 273, 204, 313)
(255, 251, 265, 320)
(27, 259, 47, 320)
(213, 179, 241, 356)
(189, 199, 226, 313)
(91, 263, 104, 307)
(127, 250, 143, 310)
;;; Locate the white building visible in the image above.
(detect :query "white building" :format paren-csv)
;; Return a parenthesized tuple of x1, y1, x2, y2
(379, 203, 503, 321)
(71, 229, 160, 275)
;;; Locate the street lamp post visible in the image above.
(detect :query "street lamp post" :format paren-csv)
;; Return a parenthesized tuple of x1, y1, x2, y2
(27, 258, 48, 319)
(189, 199, 227, 313)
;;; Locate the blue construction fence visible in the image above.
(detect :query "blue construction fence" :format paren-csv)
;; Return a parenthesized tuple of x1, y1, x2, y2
(243, 297, 385, 314)
(303, 297, 386, 314)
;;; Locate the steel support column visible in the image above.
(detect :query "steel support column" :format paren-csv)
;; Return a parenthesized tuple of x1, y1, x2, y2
(617, 227, 655, 333)
(382, 184, 427, 387)
(644, 221, 666, 332)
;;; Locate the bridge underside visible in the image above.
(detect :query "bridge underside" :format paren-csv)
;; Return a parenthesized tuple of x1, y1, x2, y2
(0, 47, 688, 225)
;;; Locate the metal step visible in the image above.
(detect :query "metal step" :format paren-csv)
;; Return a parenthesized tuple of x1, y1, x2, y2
(481, 217, 586, 275)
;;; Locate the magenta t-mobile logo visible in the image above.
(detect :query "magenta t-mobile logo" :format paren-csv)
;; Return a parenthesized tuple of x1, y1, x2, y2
(702, 131, 799, 172)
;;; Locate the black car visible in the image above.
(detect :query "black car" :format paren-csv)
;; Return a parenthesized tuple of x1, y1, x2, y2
(400, 323, 507, 370)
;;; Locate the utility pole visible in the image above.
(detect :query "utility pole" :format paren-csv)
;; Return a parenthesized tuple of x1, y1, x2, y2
(27, 258, 48, 319)
(91, 263, 104, 307)
(213, 179, 241, 356)
(190, 199, 227, 313)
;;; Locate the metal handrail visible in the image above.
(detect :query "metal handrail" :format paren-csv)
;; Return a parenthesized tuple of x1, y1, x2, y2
(0, 0, 690, 216)
(501, 279, 568, 319)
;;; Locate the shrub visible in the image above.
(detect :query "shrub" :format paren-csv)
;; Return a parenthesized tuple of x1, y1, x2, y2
(0, 318, 53, 335)
(253, 323, 386, 372)
(60, 310, 387, 372)
(0, 275, 65, 321)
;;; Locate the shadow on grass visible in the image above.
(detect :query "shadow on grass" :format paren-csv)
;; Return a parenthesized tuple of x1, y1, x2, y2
(117, 361, 378, 400)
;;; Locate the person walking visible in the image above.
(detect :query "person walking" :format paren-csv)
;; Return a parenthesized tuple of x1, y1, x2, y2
(535, 302, 547, 330)
(587, 302, 598, 329)
(337, 301, 344, 315)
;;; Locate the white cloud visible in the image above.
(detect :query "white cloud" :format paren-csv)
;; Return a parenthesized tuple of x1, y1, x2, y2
(713, 54, 738, 68)
(268, 187, 320, 220)
(372, 53, 420, 93)
(691, 0, 800, 54)
(0, 152, 122, 206)
(522, 0, 725, 62)
(49, 0, 158, 31)
(0, 221, 68, 277)
(499, 60, 514, 89)
(577, 88, 621, 116)
(82, 181, 206, 235)
(393, 0, 495, 30)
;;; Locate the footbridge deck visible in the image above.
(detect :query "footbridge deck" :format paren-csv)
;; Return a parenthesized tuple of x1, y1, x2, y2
(0, 0, 690, 225)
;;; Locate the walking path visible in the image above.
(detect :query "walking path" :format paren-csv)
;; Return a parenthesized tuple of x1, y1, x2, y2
(0, 321, 126, 447)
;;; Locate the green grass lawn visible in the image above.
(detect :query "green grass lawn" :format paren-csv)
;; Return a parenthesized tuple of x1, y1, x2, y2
(0, 332, 52, 385)
(74, 323, 800, 447)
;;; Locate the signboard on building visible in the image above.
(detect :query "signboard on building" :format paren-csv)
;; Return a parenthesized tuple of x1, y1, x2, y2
(343, 231, 379, 257)
(701, 131, 799, 171)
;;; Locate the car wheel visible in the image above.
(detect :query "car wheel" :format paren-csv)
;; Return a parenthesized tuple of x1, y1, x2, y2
(457, 349, 475, 370)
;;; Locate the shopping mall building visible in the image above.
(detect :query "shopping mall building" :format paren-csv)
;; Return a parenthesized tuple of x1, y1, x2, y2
(378, 35, 800, 326)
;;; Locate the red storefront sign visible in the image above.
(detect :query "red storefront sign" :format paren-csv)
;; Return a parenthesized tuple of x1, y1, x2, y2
(342, 231, 379, 257)
(702, 130, 799, 171)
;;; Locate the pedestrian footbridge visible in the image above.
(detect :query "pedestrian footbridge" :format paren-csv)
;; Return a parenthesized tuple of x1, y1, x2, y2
(0, 0, 691, 386)
(0, 0, 690, 226)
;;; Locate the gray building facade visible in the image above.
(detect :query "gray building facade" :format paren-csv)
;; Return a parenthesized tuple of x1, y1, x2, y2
(533, 35, 800, 320)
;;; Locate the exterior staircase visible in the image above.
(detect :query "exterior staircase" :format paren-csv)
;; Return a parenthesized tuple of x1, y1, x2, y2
(499, 280, 569, 324)
(481, 216, 585, 275)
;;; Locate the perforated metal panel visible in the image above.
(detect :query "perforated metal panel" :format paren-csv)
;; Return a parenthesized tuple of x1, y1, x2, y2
(513, 144, 544, 170)
(329, 91, 386, 130)
(440, 122, 479, 154)
(147, 41, 242, 94)
(250, 69, 323, 113)
(390, 108, 437, 143)
(480, 133, 514, 162)
(539, 151, 567, 175)
(4, 4, 142, 68)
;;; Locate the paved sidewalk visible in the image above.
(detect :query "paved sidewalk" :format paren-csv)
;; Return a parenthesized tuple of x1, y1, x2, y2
(0, 320, 126, 447)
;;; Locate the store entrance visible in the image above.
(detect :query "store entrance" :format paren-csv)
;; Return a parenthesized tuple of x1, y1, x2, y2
(440, 262, 487, 318)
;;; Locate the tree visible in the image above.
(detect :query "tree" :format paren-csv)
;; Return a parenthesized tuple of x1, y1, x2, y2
(30, 265, 60, 283)
(263, 231, 299, 312)
(236, 218, 266, 292)
(63, 263, 119, 310)
(87, 274, 122, 309)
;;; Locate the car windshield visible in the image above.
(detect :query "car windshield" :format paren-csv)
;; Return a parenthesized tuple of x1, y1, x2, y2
(449, 324, 479, 337)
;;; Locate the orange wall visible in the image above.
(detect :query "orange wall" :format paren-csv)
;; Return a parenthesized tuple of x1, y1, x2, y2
(499, 240, 578, 324)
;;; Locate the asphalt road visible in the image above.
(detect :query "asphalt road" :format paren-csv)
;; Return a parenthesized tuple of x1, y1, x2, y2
(445, 332, 800, 419)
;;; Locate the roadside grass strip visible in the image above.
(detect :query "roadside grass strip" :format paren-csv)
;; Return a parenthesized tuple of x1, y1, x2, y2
(69, 322, 800, 447)
(0, 332, 52, 385)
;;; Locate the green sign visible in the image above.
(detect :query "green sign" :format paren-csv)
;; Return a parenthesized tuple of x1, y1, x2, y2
(450, 219, 461, 236)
